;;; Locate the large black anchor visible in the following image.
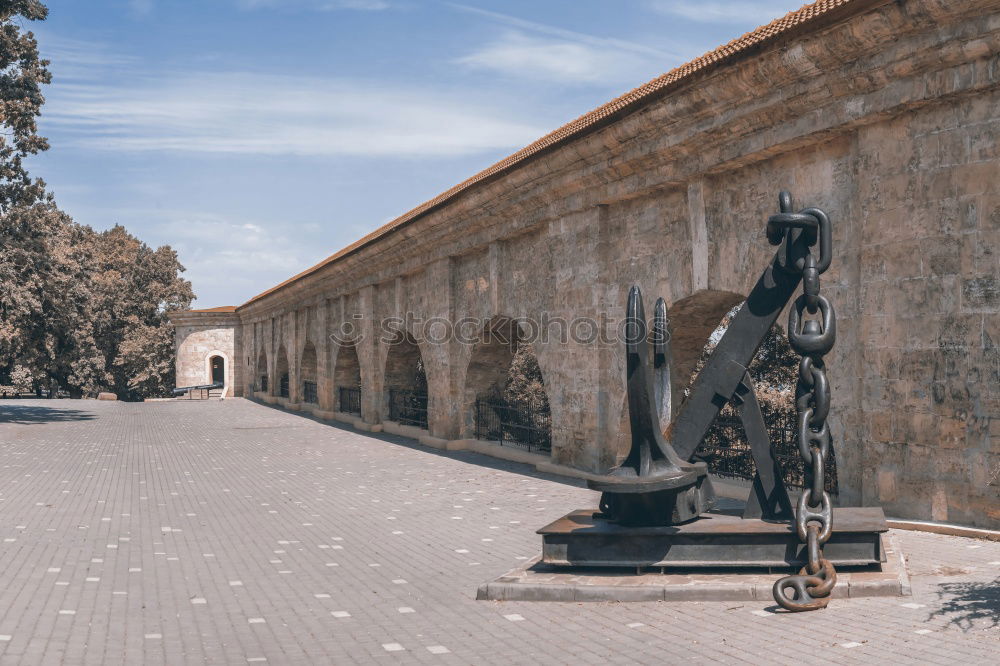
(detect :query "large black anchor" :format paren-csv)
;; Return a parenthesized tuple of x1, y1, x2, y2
(591, 192, 830, 530)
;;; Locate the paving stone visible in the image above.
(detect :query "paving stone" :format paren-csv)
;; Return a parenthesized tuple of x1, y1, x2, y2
(0, 399, 996, 665)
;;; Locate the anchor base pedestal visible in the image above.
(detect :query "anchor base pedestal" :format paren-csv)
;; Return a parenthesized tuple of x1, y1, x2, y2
(538, 507, 887, 569)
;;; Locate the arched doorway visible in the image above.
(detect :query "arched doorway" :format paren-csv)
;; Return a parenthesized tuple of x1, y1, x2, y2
(675, 292, 839, 495)
(275, 346, 290, 399)
(667, 290, 745, 415)
(463, 318, 551, 453)
(382, 331, 427, 428)
(300, 341, 318, 405)
(334, 343, 362, 415)
(256, 349, 268, 393)
(209, 355, 225, 385)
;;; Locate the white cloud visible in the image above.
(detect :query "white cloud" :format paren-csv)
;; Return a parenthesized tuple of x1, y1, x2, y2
(457, 31, 656, 85)
(450, 4, 682, 85)
(237, 0, 391, 10)
(37, 33, 139, 80)
(647, 1, 807, 25)
(450, 4, 678, 60)
(44, 71, 546, 157)
(111, 208, 319, 306)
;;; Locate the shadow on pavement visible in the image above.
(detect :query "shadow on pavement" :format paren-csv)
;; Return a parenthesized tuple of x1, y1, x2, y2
(0, 403, 97, 425)
(244, 398, 590, 489)
(930, 576, 1000, 631)
(243, 399, 753, 513)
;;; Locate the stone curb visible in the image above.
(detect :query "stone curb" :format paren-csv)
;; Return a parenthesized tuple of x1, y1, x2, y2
(885, 519, 1000, 542)
(477, 534, 911, 603)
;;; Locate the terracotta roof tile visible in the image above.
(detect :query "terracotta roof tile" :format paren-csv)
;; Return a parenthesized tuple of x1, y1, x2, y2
(241, 0, 872, 310)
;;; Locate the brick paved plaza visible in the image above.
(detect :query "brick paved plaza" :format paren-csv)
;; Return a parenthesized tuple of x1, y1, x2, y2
(0, 399, 996, 664)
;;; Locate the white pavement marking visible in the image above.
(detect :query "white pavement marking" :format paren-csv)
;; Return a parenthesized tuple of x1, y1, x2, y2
(504, 614, 525, 622)
(426, 646, 450, 654)
(382, 643, 405, 652)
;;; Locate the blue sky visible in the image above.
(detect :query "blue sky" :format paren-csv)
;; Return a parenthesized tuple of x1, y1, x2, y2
(30, 0, 805, 307)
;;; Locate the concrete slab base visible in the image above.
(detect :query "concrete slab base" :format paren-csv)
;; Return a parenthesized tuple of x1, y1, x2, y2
(477, 534, 910, 602)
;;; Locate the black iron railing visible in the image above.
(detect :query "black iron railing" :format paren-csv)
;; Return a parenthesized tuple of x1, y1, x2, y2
(173, 382, 224, 399)
(339, 387, 361, 415)
(303, 380, 318, 404)
(693, 404, 839, 494)
(474, 397, 552, 454)
(388, 388, 428, 429)
(279, 373, 289, 398)
(258, 376, 268, 393)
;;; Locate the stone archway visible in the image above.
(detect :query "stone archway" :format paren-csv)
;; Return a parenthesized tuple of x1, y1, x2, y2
(333, 343, 362, 415)
(275, 345, 290, 399)
(382, 331, 427, 428)
(300, 341, 318, 405)
(255, 348, 268, 393)
(462, 318, 551, 452)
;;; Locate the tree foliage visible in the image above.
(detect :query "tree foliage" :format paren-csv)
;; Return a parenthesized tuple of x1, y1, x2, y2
(0, 0, 50, 213)
(0, 2, 195, 399)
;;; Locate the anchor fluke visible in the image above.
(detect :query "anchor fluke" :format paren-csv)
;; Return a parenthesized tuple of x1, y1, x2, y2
(588, 285, 714, 525)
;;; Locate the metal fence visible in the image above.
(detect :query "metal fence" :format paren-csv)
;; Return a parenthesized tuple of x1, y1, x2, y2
(388, 389, 428, 429)
(302, 381, 318, 404)
(279, 373, 289, 399)
(258, 376, 268, 393)
(693, 404, 839, 494)
(339, 387, 361, 415)
(474, 397, 552, 454)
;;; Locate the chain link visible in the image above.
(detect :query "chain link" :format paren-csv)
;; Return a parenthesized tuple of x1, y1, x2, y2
(768, 192, 838, 612)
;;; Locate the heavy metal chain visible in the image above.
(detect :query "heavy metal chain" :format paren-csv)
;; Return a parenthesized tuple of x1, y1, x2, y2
(768, 193, 838, 612)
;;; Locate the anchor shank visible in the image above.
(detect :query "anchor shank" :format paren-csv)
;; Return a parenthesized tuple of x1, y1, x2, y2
(671, 242, 807, 462)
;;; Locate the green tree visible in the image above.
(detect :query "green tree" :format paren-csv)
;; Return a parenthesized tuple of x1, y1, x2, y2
(0, 0, 51, 212)
(88, 225, 194, 400)
(11, 207, 105, 397)
(0, 0, 52, 374)
(0, 2, 195, 400)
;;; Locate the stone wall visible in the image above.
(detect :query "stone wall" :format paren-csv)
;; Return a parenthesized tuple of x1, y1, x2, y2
(169, 311, 242, 398)
(170, 0, 1000, 528)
